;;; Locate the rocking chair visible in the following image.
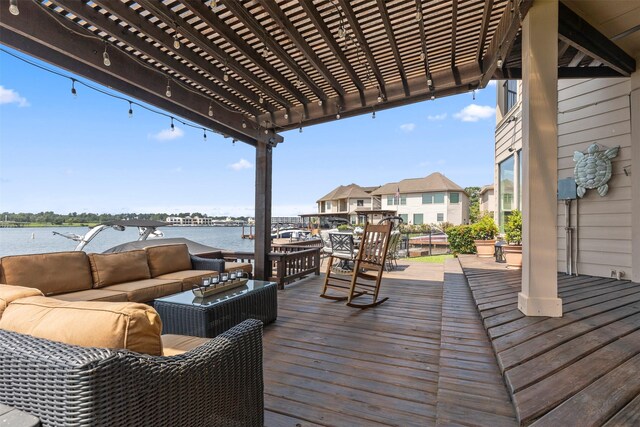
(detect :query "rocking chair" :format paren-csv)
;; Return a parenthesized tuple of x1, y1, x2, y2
(320, 221, 393, 308)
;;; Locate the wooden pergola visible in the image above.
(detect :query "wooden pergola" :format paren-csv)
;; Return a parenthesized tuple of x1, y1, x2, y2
(0, 0, 635, 281)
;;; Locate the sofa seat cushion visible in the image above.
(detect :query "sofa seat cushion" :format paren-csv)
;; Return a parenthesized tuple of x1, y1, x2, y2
(145, 244, 192, 277)
(0, 251, 93, 296)
(155, 270, 219, 292)
(0, 296, 163, 356)
(225, 262, 253, 276)
(54, 289, 129, 302)
(88, 250, 151, 288)
(0, 285, 43, 319)
(161, 334, 211, 356)
(102, 278, 182, 303)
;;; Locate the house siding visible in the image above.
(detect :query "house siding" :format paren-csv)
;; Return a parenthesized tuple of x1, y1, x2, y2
(556, 78, 633, 278)
(381, 191, 468, 225)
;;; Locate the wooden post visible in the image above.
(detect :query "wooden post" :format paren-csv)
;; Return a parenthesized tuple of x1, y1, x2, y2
(254, 140, 272, 280)
(518, 0, 562, 317)
(631, 56, 640, 282)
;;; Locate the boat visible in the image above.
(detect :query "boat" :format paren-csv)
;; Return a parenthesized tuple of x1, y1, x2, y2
(53, 219, 223, 255)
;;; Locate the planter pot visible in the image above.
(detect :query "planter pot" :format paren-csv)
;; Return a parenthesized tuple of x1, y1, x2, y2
(474, 240, 496, 258)
(503, 245, 522, 269)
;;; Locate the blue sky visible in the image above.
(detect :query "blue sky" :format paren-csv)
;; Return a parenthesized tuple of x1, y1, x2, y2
(0, 48, 497, 217)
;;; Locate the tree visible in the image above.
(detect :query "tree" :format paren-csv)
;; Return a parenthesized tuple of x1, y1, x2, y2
(465, 186, 481, 223)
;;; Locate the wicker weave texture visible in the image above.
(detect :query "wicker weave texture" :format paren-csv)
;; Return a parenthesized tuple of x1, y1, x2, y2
(0, 319, 264, 426)
(155, 284, 277, 338)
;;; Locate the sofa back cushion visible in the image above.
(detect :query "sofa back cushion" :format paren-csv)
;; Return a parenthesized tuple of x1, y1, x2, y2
(89, 250, 151, 288)
(0, 296, 163, 356)
(145, 244, 192, 277)
(0, 285, 43, 319)
(0, 252, 93, 296)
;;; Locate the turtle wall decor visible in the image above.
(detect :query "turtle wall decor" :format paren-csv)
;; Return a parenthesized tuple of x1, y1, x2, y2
(573, 143, 619, 197)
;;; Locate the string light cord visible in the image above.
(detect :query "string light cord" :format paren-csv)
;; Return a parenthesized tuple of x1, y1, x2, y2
(32, 0, 258, 120)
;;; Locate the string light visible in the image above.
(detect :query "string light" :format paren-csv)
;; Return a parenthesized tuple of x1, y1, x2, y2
(372, 109, 376, 119)
(203, 129, 207, 141)
(223, 68, 229, 82)
(261, 47, 269, 58)
(232, 139, 237, 145)
(415, 11, 422, 22)
(102, 42, 111, 67)
(173, 24, 181, 50)
(71, 79, 77, 97)
(420, 51, 425, 61)
(336, 104, 341, 120)
(208, 102, 213, 117)
(210, 0, 217, 9)
(170, 117, 175, 131)
(497, 57, 503, 68)
(427, 74, 433, 88)
(9, 0, 19, 16)
(259, 95, 264, 104)
(263, 121, 269, 135)
(165, 77, 172, 98)
(337, 25, 346, 39)
(128, 101, 133, 118)
(242, 118, 247, 129)
(377, 86, 383, 103)
(473, 90, 476, 100)
(299, 125, 303, 133)
(284, 111, 289, 120)
(317, 99, 323, 106)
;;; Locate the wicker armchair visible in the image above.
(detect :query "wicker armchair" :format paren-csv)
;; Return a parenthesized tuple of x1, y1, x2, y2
(0, 319, 264, 427)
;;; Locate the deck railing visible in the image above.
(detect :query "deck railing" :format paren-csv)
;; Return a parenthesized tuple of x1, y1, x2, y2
(220, 244, 321, 289)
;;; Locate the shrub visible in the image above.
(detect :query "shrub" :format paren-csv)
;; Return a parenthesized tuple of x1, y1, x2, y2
(446, 225, 477, 255)
(471, 214, 498, 240)
(504, 210, 522, 245)
(337, 224, 352, 231)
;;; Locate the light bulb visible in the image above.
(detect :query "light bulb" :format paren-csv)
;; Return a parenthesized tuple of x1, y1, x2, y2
(71, 80, 77, 97)
(210, 0, 217, 9)
(262, 47, 269, 58)
(170, 118, 175, 131)
(497, 58, 503, 68)
(317, 99, 323, 106)
(173, 36, 180, 50)
(420, 51, 425, 61)
(9, 0, 18, 16)
(165, 83, 171, 98)
(427, 78, 432, 87)
(242, 119, 247, 129)
(431, 94, 435, 100)
(102, 51, 111, 67)
(128, 102, 133, 118)
(415, 11, 422, 22)
(284, 112, 289, 119)
(223, 71, 229, 82)
(372, 111, 376, 119)
(338, 26, 345, 39)
(336, 113, 340, 119)
(203, 130, 207, 140)
(259, 95, 264, 104)
(377, 95, 382, 103)
(299, 126, 303, 133)
(208, 103, 213, 117)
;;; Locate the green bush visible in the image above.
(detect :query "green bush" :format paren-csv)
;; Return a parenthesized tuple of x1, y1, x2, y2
(504, 209, 522, 244)
(471, 214, 498, 240)
(446, 225, 477, 255)
(337, 224, 352, 231)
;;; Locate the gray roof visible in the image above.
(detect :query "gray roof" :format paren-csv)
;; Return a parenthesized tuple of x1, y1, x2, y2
(317, 183, 376, 202)
(370, 172, 466, 196)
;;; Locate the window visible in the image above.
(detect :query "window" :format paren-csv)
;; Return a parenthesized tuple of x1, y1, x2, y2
(413, 213, 423, 225)
(422, 192, 445, 204)
(387, 194, 405, 205)
(387, 195, 394, 206)
(450, 192, 460, 204)
(356, 199, 364, 207)
(437, 213, 444, 222)
(504, 80, 518, 113)
(399, 214, 408, 224)
(499, 155, 515, 231)
(325, 201, 332, 210)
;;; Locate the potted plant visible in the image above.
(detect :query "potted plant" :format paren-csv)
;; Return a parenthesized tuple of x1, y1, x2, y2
(472, 214, 499, 257)
(503, 210, 522, 269)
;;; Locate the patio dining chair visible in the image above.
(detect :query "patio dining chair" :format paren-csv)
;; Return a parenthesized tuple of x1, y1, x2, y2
(320, 222, 393, 308)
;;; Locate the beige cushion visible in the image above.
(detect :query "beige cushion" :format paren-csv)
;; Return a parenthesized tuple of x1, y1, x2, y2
(155, 270, 219, 291)
(145, 244, 192, 277)
(0, 252, 93, 296)
(0, 285, 43, 318)
(225, 262, 253, 275)
(102, 278, 182, 303)
(0, 296, 163, 356)
(54, 288, 129, 302)
(89, 250, 151, 288)
(161, 334, 211, 356)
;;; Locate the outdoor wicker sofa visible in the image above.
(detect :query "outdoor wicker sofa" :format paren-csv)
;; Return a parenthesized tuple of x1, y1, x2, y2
(0, 319, 264, 426)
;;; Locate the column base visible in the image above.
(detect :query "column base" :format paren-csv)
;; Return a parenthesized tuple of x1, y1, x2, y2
(518, 292, 563, 317)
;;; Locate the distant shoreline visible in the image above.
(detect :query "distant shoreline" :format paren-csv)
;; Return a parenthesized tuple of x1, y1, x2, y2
(0, 223, 248, 229)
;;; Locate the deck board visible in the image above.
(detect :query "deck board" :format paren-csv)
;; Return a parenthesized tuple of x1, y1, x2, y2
(458, 255, 640, 426)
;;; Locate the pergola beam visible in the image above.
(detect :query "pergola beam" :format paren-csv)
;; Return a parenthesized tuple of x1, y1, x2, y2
(375, 0, 409, 96)
(297, 1, 366, 105)
(336, 0, 386, 99)
(53, 0, 261, 118)
(256, 0, 345, 100)
(180, 1, 310, 107)
(476, 0, 494, 63)
(500, 67, 625, 79)
(451, 0, 459, 69)
(558, 2, 635, 76)
(220, 0, 321, 105)
(135, 0, 293, 110)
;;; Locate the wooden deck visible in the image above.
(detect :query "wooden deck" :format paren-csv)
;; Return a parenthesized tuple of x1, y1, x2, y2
(263, 259, 517, 426)
(458, 255, 640, 426)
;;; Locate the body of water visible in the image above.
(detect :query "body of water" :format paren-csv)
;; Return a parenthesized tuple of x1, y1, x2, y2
(0, 226, 256, 257)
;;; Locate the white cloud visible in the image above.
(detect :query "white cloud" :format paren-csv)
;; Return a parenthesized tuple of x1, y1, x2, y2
(400, 123, 416, 132)
(149, 126, 184, 141)
(487, 80, 497, 86)
(427, 113, 447, 121)
(229, 158, 252, 171)
(0, 86, 29, 107)
(453, 104, 496, 122)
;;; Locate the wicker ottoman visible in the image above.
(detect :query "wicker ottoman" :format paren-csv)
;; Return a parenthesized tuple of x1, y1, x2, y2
(154, 280, 277, 338)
